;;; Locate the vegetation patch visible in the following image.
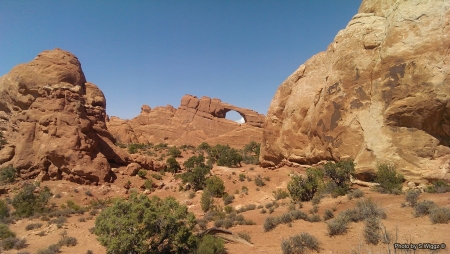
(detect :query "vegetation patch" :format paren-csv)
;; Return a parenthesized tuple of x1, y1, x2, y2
(281, 233, 321, 254)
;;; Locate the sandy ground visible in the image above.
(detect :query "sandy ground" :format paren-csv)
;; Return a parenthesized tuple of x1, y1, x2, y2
(2, 149, 450, 254)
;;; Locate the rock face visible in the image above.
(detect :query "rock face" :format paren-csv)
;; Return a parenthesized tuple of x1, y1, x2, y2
(107, 94, 265, 148)
(260, 0, 450, 183)
(0, 49, 130, 184)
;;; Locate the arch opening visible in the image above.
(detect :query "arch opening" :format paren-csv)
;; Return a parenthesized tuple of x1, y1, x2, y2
(225, 110, 246, 124)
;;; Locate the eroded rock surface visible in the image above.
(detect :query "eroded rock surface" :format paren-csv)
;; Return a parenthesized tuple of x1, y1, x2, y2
(260, 0, 450, 183)
(107, 94, 265, 148)
(0, 49, 130, 184)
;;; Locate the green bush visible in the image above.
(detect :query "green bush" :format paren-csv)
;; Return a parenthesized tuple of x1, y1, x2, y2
(238, 174, 245, 182)
(166, 157, 181, 175)
(0, 200, 9, 222)
(196, 235, 225, 254)
(287, 168, 323, 201)
(242, 141, 260, 165)
(0, 132, 6, 150)
(168, 146, 182, 158)
(180, 165, 211, 191)
(205, 176, 225, 198)
(414, 200, 437, 217)
(95, 194, 197, 253)
(0, 223, 15, 239)
(12, 184, 52, 218)
(0, 166, 16, 184)
(201, 190, 213, 212)
(323, 159, 355, 196)
(425, 180, 450, 193)
(137, 169, 147, 178)
(429, 207, 450, 224)
(375, 163, 404, 194)
(183, 154, 206, 171)
(281, 233, 321, 254)
(151, 173, 163, 180)
(208, 144, 242, 167)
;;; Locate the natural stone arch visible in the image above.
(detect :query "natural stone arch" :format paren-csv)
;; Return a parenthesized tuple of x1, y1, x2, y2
(223, 108, 247, 123)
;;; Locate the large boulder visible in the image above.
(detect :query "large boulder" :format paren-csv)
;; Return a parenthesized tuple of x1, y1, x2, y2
(107, 94, 265, 148)
(0, 49, 129, 184)
(260, 0, 450, 183)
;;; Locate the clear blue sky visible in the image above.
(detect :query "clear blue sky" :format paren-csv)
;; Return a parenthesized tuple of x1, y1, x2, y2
(0, 0, 361, 120)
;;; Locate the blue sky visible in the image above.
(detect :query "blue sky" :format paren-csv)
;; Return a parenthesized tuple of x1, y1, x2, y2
(0, 0, 361, 120)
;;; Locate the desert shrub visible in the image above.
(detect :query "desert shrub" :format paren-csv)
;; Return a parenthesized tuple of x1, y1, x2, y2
(241, 186, 249, 195)
(425, 180, 450, 193)
(347, 189, 364, 200)
(85, 190, 93, 197)
(375, 163, 404, 194)
(263, 217, 279, 232)
(37, 243, 60, 254)
(25, 223, 42, 231)
(0, 132, 6, 150)
(306, 214, 321, 222)
(354, 198, 386, 220)
(180, 165, 211, 191)
(238, 174, 245, 182)
(151, 173, 162, 180)
(144, 179, 153, 190)
(323, 209, 334, 221)
(323, 159, 355, 196)
(196, 235, 225, 254)
(254, 175, 265, 187)
(289, 210, 307, 220)
(405, 189, 420, 207)
(201, 190, 213, 212)
(287, 168, 323, 201)
(1, 237, 26, 250)
(311, 195, 322, 205)
(364, 216, 381, 245)
(309, 205, 319, 214)
(197, 219, 208, 230)
(166, 157, 181, 175)
(205, 176, 225, 197)
(58, 236, 77, 247)
(327, 214, 350, 236)
(222, 194, 234, 205)
(0, 166, 16, 184)
(273, 189, 289, 200)
(281, 233, 321, 254)
(414, 200, 437, 217)
(167, 146, 182, 158)
(279, 213, 293, 224)
(12, 184, 52, 218)
(0, 223, 15, 239)
(49, 216, 67, 228)
(0, 200, 9, 222)
(197, 142, 211, 151)
(428, 207, 450, 224)
(224, 205, 234, 214)
(137, 169, 147, 178)
(95, 194, 197, 253)
(237, 232, 251, 243)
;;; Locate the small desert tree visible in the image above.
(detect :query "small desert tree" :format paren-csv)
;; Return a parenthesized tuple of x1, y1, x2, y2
(323, 159, 355, 196)
(95, 194, 198, 254)
(166, 157, 181, 175)
(375, 163, 404, 194)
(288, 168, 323, 201)
(12, 183, 52, 218)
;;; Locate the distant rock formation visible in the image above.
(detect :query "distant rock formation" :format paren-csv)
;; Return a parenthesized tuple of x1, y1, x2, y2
(0, 49, 133, 184)
(260, 0, 450, 183)
(107, 94, 265, 148)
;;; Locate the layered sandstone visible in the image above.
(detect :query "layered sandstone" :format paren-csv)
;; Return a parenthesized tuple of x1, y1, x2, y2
(0, 49, 131, 184)
(107, 94, 264, 148)
(261, 0, 450, 183)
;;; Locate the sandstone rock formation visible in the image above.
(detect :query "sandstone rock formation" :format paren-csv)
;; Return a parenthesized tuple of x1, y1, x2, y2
(107, 94, 265, 148)
(0, 49, 131, 184)
(260, 0, 450, 183)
